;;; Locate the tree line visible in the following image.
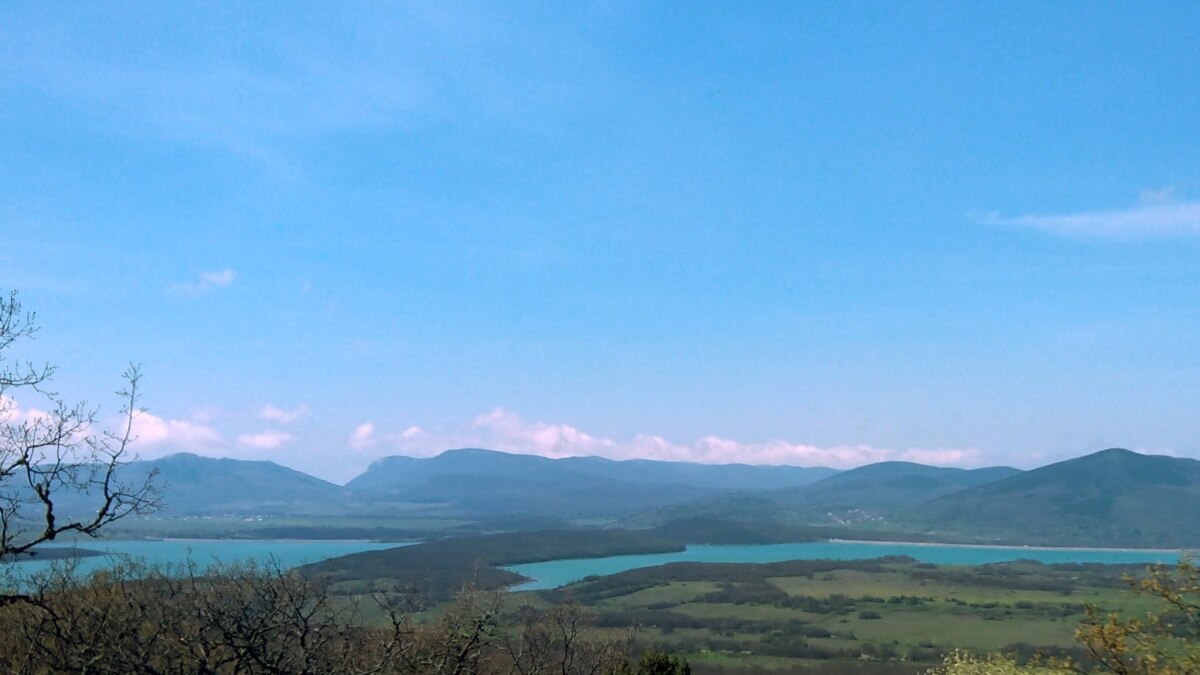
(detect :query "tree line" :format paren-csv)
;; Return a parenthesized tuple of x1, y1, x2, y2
(1, 558, 695, 675)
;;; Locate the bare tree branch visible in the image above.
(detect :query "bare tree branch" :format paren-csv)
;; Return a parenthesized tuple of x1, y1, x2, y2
(1, 290, 160, 601)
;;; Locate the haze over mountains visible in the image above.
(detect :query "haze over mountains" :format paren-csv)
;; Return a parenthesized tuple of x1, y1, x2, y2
(908, 448, 1200, 548)
(637, 461, 1024, 527)
(109, 447, 1200, 548)
(122, 448, 834, 519)
(344, 449, 837, 518)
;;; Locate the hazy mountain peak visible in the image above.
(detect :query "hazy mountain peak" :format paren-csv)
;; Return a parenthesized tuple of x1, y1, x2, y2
(908, 447, 1200, 547)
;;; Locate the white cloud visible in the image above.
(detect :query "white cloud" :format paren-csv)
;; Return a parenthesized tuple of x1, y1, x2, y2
(200, 268, 236, 287)
(893, 447, 984, 466)
(237, 430, 292, 450)
(984, 200, 1200, 239)
(4, 396, 231, 460)
(349, 422, 377, 451)
(129, 411, 223, 454)
(0, 394, 53, 427)
(52, 403, 987, 479)
(1139, 186, 1176, 204)
(174, 268, 237, 296)
(471, 408, 618, 458)
(259, 404, 310, 425)
(630, 435, 983, 468)
(451, 407, 984, 468)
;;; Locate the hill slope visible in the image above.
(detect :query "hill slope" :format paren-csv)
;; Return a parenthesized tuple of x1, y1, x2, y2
(772, 461, 1022, 514)
(907, 448, 1200, 547)
(345, 448, 836, 519)
(128, 453, 345, 515)
(345, 449, 711, 519)
(348, 448, 834, 491)
(44, 449, 834, 523)
(633, 461, 1020, 526)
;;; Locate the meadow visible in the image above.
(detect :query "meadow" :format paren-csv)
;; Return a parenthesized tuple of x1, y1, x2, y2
(524, 557, 1155, 673)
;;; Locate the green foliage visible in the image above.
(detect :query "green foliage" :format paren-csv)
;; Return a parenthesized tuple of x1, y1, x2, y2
(614, 649, 691, 675)
(554, 557, 1139, 668)
(1073, 556, 1200, 674)
(928, 556, 1200, 674)
(301, 529, 684, 601)
(926, 651, 1067, 675)
(545, 557, 902, 604)
(649, 517, 831, 544)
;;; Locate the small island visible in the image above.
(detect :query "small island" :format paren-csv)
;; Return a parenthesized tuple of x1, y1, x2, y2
(2, 547, 105, 563)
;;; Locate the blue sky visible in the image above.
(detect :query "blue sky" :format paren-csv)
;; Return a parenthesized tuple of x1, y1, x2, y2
(2, 2, 1198, 482)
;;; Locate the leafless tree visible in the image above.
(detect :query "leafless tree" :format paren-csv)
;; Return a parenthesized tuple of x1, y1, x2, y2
(1, 289, 159, 603)
(502, 603, 633, 675)
(0, 560, 502, 674)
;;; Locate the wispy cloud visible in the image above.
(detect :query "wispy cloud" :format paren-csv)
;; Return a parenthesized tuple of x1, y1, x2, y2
(237, 430, 292, 450)
(199, 268, 236, 287)
(358, 408, 986, 469)
(1139, 186, 1176, 204)
(349, 422, 377, 451)
(259, 404, 309, 425)
(173, 268, 237, 296)
(983, 200, 1200, 239)
(0, 5, 505, 164)
(471, 408, 619, 458)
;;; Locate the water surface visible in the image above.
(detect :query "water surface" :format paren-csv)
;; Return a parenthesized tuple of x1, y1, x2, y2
(507, 540, 1184, 590)
(7, 539, 404, 579)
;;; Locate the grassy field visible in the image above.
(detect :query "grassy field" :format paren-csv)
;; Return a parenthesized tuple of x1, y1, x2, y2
(129, 518, 1160, 673)
(523, 557, 1155, 673)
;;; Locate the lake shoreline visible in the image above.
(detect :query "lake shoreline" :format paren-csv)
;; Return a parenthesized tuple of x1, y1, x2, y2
(7, 540, 399, 576)
(506, 539, 1186, 591)
(3, 547, 105, 564)
(827, 538, 1188, 554)
(155, 537, 403, 544)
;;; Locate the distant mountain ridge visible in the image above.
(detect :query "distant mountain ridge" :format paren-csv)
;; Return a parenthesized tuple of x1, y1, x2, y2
(50, 452, 345, 518)
(771, 461, 1022, 512)
(347, 448, 837, 493)
(628, 449, 1200, 548)
(101, 448, 835, 520)
(89, 447, 1200, 548)
(344, 448, 837, 519)
(631, 460, 1022, 526)
(905, 448, 1200, 547)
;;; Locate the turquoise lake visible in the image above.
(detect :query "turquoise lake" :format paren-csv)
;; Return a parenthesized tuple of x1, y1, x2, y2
(8, 538, 1186, 593)
(506, 540, 1185, 590)
(6, 539, 404, 579)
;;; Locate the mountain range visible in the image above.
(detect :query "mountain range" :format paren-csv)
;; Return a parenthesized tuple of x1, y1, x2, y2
(111, 448, 834, 520)
(906, 448, 1200, 547)
(624, 461, 1020, 527)
(82, 447, 1200, 547)
(342, 448, 837, 518)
